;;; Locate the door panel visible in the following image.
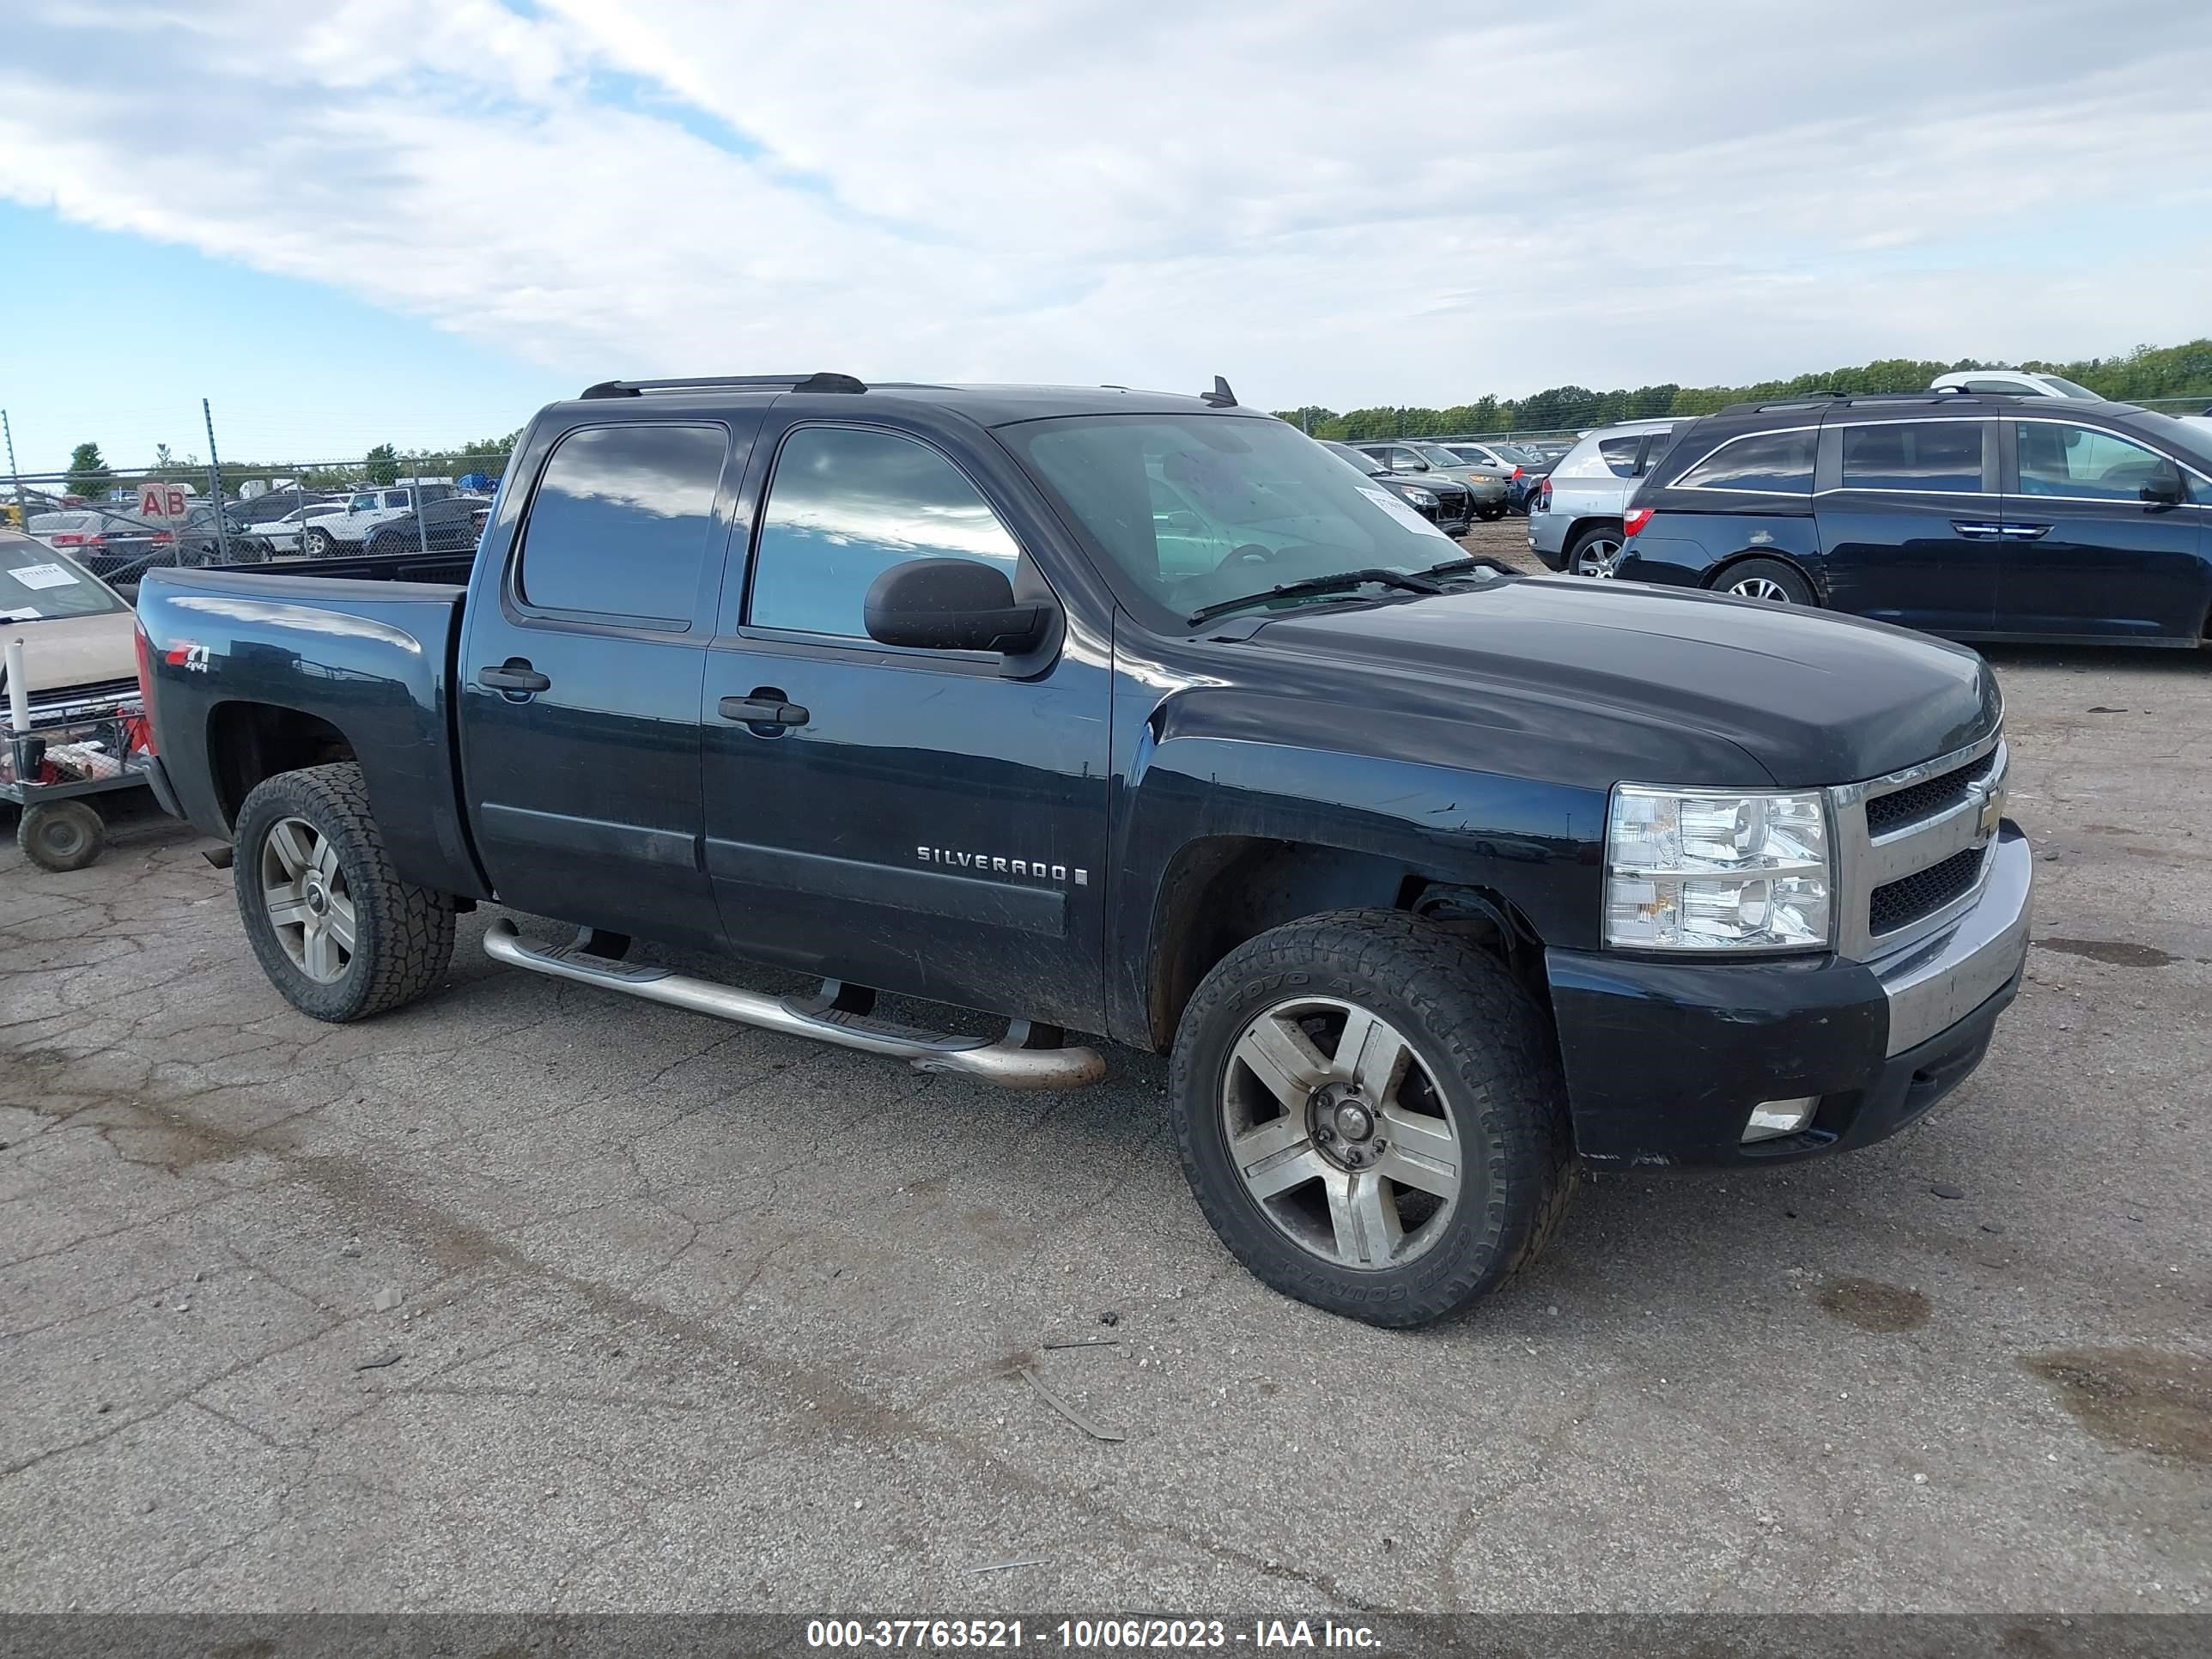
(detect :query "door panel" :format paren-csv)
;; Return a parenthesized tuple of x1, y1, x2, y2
(1998, 418, 2209, 641)
(702, 418, 1110, 1029)
(1814, 418, 1998, 635)
(459, 418, 750, 949)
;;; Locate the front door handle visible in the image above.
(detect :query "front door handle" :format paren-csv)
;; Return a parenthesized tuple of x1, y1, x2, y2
(719, 696, 810, 726)
(478, 660, 550, 693)
(1998, 523, 2051, 540)
(1950, 521, 2004, 540)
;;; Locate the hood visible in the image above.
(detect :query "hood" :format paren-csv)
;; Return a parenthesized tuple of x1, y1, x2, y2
(0, 611, 138, 695)
(1247, 575, 1999, 787)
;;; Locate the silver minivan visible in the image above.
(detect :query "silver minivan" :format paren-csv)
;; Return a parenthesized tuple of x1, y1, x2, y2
(1526, 418, 1682, 574)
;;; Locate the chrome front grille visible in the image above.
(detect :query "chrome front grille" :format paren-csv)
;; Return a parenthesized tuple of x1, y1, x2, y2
(1830, 730, 2007, 962)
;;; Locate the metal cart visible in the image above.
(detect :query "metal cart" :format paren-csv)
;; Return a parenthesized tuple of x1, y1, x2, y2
(3, 701, 155, 872)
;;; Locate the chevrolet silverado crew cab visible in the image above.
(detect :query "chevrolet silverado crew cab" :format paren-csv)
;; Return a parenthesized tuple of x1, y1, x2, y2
(134, 373, 2032, 1328)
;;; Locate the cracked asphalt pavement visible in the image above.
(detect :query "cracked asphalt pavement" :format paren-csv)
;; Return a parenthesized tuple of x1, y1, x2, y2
(3, 531, 2209, 1612)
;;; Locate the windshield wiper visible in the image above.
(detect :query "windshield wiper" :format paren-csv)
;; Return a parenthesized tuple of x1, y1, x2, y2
(1188, 568, 1443, 628)
(1417, 556, 1508, 580)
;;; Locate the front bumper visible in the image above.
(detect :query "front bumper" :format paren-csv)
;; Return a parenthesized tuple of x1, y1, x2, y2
(1545, 823, 2032, 1167)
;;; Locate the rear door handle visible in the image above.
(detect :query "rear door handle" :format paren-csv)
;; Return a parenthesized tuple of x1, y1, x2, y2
(1998, 523, 2051, 540)
(477, 661, 550, 693)
(719, 696, 809, 726)
(1950, 521, 2004, 540)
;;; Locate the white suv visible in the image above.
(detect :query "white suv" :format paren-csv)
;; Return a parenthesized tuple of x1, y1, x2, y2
(304, 484, 458, 556)
(1526, 419, 1682, 575)
(1928, 369, 2103, 400)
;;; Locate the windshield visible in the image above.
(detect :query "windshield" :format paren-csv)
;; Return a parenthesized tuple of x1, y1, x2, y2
(1008, 414, 1461, 627)
(2034, 374, 2102, 399)
(0, 538, 125, 621)
(2137, 413, 2212, 471)
(1413, 444, 1468, 468)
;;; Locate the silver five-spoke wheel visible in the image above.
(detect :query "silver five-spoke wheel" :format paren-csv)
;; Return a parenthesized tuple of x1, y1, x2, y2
(1572, 538, 1623, 578)
(1222, 997, 1461, 1270)
(1729, 574, 1790, 602)
(260, 815, 356, 983)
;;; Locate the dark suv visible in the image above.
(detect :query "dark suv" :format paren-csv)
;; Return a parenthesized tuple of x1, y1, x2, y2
(1613, 393, 2212, 646)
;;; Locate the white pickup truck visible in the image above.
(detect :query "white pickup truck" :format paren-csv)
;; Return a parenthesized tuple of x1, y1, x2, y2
(302, 485, 459, 556)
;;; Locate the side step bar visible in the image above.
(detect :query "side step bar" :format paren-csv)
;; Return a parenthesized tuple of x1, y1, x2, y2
(481, 919, 1105, 1090)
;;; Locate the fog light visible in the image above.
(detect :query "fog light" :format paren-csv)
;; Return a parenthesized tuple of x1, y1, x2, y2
(1743, 1097, 1819, 1143)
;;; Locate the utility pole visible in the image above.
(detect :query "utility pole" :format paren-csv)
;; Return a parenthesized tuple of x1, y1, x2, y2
(203, 398, 231, 564)
(2, 410, 21, 526)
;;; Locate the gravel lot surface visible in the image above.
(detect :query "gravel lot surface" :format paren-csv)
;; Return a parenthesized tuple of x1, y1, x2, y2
(3, 521, 2207, 1612)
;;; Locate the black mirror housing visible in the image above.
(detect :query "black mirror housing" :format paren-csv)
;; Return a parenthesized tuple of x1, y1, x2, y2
(2141, 476, 2185, 507)
(864, 558, 1050, 653)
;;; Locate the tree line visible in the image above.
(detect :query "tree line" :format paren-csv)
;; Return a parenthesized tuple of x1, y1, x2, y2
(1273, 338, 2212, 441)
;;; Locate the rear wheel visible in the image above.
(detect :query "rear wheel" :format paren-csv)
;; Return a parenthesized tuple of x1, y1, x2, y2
(233, 763, 454, 1022)
(1170, 908, 1575, 1327)
(19, 800, 105, 872)
(1716, 556, 1814, 605)
(1566, 522, 1625, 578)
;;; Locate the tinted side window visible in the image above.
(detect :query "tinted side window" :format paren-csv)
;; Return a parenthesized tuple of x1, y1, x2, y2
(517, 423, 726, 623)
(2017, 423, 2182, 501)
(1840, 421, 1985, 492)
(1597, 436, 1642, 477)
(1636, 429, 1679, 475)
(748, 426, 1021, 639)
(1674, 429, 1814, 495)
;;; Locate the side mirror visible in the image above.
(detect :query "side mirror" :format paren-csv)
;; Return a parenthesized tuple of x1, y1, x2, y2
(2141, 475, 2185, 507)
(864, 558, 1049, 653)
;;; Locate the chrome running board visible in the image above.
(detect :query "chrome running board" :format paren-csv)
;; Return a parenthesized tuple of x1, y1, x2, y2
(481, 919, 1106, 1090)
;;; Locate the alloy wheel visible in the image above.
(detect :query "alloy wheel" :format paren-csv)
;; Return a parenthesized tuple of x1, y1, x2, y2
(1729, 575, 1791, 602)
(260, 815, 356, 982)
(1219, 997, 1462, 1270)
(1573, 537, 1623, 578)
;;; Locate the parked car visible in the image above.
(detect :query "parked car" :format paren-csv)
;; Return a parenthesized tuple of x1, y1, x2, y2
(28, 509, 132, 553)
(87, 505, 269, 584)
(1612, 393, 2212, 644)
(363, 497, 490, 556)
(254, 501, 350, 555)
(1319, 441, 1474, 533)
(1929, 369, 2103, 400)
(1431, 441, 1558, 514)
(305, 484, 460, 556)
(137, 371, 2030, 1328)
(0, 532, 138, 696)
(1352, 442, 1508, 519)
(1526, 419, 1684, 575)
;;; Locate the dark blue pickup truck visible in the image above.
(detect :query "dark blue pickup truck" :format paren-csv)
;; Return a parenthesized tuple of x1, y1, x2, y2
(134, 374, 2032, 1326)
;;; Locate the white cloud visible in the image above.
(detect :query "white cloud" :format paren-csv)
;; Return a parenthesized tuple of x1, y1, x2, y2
(0, 0, 2207, 420)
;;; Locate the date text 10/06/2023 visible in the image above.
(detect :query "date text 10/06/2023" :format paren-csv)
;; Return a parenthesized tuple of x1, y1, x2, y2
(805, 1619, 1385, 1650)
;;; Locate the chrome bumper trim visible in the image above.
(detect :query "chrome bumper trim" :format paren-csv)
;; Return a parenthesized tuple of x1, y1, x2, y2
(1871, 826, 2032, 1058)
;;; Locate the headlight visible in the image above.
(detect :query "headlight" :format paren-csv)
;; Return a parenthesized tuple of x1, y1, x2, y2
(1605, 785, 1831, 951)
(1404, 487, 1437, 506)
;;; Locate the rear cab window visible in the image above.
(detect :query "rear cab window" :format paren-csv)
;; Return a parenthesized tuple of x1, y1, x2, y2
(514, 423, 728, 625)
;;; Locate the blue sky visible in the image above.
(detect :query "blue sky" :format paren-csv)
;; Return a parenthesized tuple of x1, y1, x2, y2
(0, 0, 2204, 480)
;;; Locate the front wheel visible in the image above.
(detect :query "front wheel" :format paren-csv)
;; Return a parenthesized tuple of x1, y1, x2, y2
(1477, 504, 1505, 521)
(1170, 909, 1575, 1327)
(304, 526, 336, 558)
(233, 763, 455, 1022)
(1715, 556, 1815, 605)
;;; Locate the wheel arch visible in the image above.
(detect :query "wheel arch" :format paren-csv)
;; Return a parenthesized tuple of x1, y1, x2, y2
(205, 701, 357, 830)
(1139, 835, 1548, 1053)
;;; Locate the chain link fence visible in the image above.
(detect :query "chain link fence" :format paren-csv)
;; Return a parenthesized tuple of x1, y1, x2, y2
(4, 453, 512, 587)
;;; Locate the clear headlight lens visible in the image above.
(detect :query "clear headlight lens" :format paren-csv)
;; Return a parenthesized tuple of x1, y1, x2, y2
(1605, 785, 1831, 951)
(1404, 487, 1437, 505)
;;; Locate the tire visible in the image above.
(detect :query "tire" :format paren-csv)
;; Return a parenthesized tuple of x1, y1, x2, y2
(19, 800, 105, 872)
(1170, 908, 1575, 1328)
(304, 526, 335, 558)
(1565, 522, 1626, 578)
(1714, 556, 1815, 605)
(232, 762, 454, 1022)
(1477, 504, 1505, 521)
